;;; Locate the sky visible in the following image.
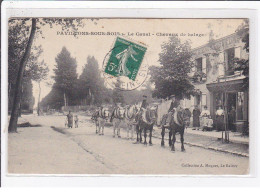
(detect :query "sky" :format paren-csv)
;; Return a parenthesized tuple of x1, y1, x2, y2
(28, 18, 244, 107)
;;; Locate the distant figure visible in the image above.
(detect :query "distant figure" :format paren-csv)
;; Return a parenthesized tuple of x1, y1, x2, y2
(228, 106, 236, 132)
(215, 106, 224, 131)
(200, 106, 210, 131)
(140, 95, 149, 110)
(67, 111, 73, 128)
(74, 115, 79, 128)
(205, 115, 214, 131)
(65, 117, 68, 128)
(184, 108, 192, 129)
(192, 105, 201, 130)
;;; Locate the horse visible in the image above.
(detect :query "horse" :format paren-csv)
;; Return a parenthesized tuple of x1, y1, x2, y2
(137, 105, 158, 145)
(110, 106, 125, 138)
(124, 104, 139, 139)
(160, 114, 173, 147)
(91, 110, 99, 134)
(97, 107, 110, 135)
(168, 107, 187, 152)
(161, 107, 189, 151)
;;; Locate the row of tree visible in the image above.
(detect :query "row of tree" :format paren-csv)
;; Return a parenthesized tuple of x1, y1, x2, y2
(40, 47, 153, 110)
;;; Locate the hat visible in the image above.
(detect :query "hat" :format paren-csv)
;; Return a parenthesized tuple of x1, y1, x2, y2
(143, 95, 147, 98)
(170, 94, 176, 98)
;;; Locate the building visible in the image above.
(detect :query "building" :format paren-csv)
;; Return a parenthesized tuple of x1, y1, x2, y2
(182, 32, 249, 133)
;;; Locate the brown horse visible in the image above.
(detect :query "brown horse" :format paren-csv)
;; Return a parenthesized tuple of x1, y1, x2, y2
(137, 105, 158, 145)
(161, 106, 188, 152)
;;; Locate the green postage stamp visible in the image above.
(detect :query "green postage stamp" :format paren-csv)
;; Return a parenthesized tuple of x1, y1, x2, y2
(105, 37, 147, 81)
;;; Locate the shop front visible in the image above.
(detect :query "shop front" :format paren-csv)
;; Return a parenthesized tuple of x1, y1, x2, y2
(206, 77, 248, 134)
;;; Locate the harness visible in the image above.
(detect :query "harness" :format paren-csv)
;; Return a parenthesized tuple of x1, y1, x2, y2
(99, 108, 109, 119)
(173, 108, 184, 127)
(114, 107, 124, 119)
(141, 107, 157, 125)
(125, 105, 137, 120)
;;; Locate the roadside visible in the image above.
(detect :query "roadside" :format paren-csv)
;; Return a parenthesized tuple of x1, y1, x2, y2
(8, 114, 249, 174)
(16, 114, 249, 157)
(8, 126, 113, 174)
(153, 128, 249, 157)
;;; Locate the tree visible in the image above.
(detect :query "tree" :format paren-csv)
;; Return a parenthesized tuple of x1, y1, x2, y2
(112, 78, 125, 105)
(78, 56, 106, 105)
(8, 18, 85, 132)
(53, 47, 78, 107)
(233, 19, 249, 84)
(8, 19, 37, 133)
(150, 36, 196, 100)
(30, 60, 49, 116)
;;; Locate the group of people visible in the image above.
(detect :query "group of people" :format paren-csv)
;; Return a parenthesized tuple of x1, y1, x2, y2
(192, 105, 214, 131)
(65, 111, 79, 128)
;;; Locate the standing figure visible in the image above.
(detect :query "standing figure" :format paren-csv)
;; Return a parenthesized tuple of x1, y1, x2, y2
(228, 106, 236, 132)
(192, 105, 201, 130)
(183, 108, 192, 129)
(215, 106, 225, 131)
(67, 111, 73, 128)
(200, 106, 210, 131)
(65, 117, 68, 128)
(74, 115, 79, 128)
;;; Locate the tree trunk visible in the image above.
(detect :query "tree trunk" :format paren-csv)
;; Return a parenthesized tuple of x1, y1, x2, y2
(64, 92, 67, 108)
(8, 19, 37, 133)
(37, 82, 41, 116)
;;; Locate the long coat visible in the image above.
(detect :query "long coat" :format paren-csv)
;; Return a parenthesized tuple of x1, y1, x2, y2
(67, 113, 73, 128)
(193, 108, 201, 127)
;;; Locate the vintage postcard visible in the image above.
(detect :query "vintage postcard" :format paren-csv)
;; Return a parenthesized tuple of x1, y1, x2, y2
(6, 17, 250, 176)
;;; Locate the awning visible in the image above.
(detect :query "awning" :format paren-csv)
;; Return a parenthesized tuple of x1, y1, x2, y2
(206, 78, 247, 92)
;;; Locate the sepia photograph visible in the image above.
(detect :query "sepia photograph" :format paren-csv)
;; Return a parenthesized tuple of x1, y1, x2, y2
(6, 18, 250, 175)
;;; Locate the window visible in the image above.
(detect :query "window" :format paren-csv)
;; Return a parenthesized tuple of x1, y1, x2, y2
(225, 48, 235, 76)
(196, 58, 202, 72)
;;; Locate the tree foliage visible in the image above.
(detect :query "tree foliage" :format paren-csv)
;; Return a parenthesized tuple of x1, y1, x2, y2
(150, 36, 196, 100)
(78, 56, 106, 105)
(8, 18, 86, 132)
(233, 19, 249, 77)
(52, 47, 78, 106)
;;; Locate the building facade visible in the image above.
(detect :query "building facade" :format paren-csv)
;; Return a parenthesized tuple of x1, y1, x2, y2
(182, 33, 249, 133)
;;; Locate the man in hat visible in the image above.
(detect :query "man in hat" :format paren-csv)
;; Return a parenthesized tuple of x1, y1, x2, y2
(164, 95, 180, 128)
(141, 95, 149, 110)
(168, 95, 179, 113)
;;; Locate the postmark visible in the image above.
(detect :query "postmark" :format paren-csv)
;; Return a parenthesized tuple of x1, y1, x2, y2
(103, 37, 148, 91)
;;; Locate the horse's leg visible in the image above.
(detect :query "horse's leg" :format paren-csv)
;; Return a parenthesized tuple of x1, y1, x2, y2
(140, 124, 143, 142)
(171, 130, 176, 152)
(113, 124, 116, 137)
(131, 125, 134, 139)
(144, 125, 147, 145)
(126, 123, 129, 139)
(161, 126, 165, 147)
(118, 124, 121, 138)
(149, 124, 153, 145)
(169, 128, 172, 146)
(136, 124, 139, 142)
(180, 128, 185, 152)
